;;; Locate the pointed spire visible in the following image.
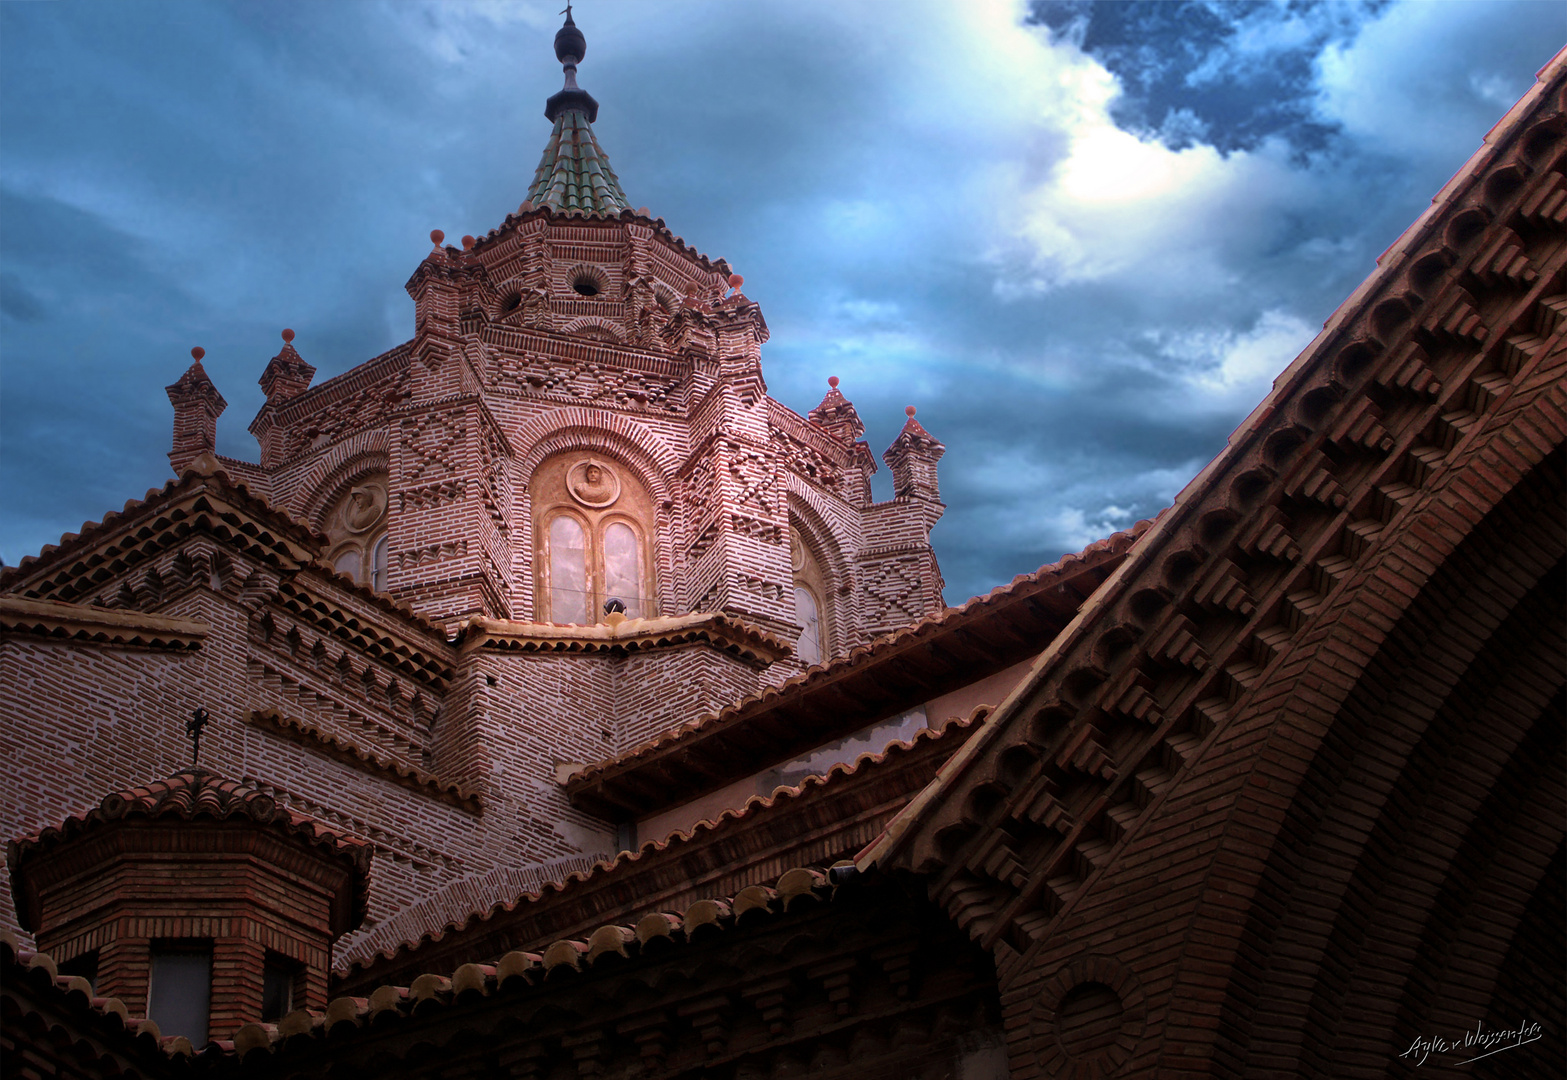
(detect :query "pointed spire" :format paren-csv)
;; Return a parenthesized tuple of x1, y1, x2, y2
(258, 328, 316, 403)
(528, 8, 630, 216)
(884, 406, 946, 501)
(166, 346, 227, 474)
(809, 376, 866, 443)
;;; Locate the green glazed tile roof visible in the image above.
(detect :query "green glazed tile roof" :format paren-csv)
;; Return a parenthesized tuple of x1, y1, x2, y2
(528, 110, 629, 217)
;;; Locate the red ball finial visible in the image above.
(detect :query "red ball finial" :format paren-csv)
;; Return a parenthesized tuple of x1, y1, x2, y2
(462, 235, 475, 250)
(828, 376, 840, 388)
(906, 405, 917, 417)
(281, 328, 295, 343)
(728, 273, 743, 289)
(430, 229, 445, 246)
(191, 346, 205, 361)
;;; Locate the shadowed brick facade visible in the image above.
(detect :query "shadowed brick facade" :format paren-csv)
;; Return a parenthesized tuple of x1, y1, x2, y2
(2, 16, 1563, 1080)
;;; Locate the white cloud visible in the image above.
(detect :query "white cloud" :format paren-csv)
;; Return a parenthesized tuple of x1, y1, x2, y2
(1315, 0, 1555, 163)
(1156, 309, 1318, 414)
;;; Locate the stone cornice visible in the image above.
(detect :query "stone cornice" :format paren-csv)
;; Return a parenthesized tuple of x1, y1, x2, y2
(457, 611, 790, 667)
(0, 596, 207, 651)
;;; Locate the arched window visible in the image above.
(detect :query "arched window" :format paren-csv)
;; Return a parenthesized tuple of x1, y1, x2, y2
(547, 514, 590, 624)
(533, 454, 657, 624)
(794, 584, 823, 665)
(320, 476, 391, 592)
(369, 534, 389, 592)
(790, 526, 832, 665)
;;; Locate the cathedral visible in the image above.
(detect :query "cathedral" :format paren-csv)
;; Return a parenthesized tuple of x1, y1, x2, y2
(3, 13, 1563, 1079)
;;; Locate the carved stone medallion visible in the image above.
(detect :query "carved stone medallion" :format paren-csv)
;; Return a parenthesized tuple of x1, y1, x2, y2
(567, 459, 621, 508)
(343, 483, 388, 534)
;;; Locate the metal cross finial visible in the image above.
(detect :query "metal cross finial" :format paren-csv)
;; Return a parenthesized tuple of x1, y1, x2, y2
(561, 3, 572, 16)
(186, 708, 211, 766)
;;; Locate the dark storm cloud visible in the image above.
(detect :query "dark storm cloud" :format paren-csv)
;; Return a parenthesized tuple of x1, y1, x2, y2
(2, 0, 1563, 605)
(1028, 0, 1383, 153)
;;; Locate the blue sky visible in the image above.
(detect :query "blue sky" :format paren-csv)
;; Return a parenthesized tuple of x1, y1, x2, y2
(2, 0, 1563, 605)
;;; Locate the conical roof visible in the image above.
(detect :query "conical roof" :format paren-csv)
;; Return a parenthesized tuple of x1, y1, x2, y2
(528, 109, 630, 216)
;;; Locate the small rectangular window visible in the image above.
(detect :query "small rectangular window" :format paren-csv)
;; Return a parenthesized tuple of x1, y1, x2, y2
(261, 957, 298, 1022)
(148, 945, 211, 1044)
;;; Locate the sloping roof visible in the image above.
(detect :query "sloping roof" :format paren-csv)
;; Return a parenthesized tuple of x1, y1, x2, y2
(1, 931, 197, 1065)
(526, 109, 630, 216)
(336, 708, 986, 988)
(215, 865, 921, 1066)
(457, 610, 791, 666)
(8, 769, 373, 932)
(0, 455, 456, 684)
(566, 523, 1149, 819)
(856, 45, 1567, 950)
(0, 454, 319, 599)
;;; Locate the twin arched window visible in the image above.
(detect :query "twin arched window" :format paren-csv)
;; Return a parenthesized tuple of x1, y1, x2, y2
(331, 533, 388, 591)
(534, 455, 656, 624)
(544, 514, 647, 623)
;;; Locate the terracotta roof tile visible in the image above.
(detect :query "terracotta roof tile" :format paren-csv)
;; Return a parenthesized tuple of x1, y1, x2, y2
(0, 455, 452, 647)
(457, 609, 791, 665)
(209, 863, 886, 1063)
(8, 769, 373, 930)
(335, 708, 984, 977)
(0, 595, 208, 650)
(1, 930, 197, 1059)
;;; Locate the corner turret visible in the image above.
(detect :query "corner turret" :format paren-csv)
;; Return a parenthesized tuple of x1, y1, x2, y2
(165, 347, 226, 475)
(884, 405, 945, 502)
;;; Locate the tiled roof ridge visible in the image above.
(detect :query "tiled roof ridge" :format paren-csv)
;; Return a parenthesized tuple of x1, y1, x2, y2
(566, 521, 1151, 788)
(218, 864, 883, 1064)
(334, 853, 605, 973)
(0, 456, 317, 592)
(457, 609, 792, 664)
(0, 454, 452, 644)
(0, 595, 209, 651)
(336, 707, 986, 977)
(245, 709, 482, 812)
(1, 930, 198, 1058)
(8, 768, 373, 912)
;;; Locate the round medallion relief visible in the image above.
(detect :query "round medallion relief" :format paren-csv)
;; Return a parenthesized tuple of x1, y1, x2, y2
(342, 482, 387, 534)
(567, 459, 621, 508)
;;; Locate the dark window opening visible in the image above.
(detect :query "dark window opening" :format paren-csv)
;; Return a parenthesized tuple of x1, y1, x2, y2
(500, 291, 523, 313)
(571, 273, 601, 297)
(262, 956, 300, 1022)
(148, 944, 211, 1044)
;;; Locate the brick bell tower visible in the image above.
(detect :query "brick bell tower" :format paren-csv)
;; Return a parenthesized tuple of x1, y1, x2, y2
(6, 766, 370, 1045)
